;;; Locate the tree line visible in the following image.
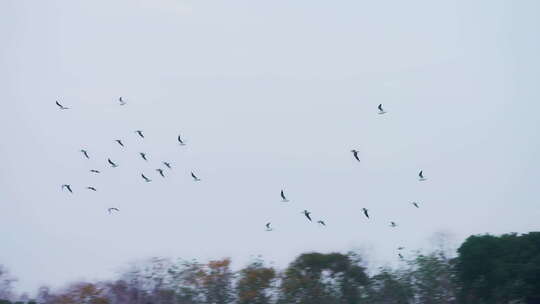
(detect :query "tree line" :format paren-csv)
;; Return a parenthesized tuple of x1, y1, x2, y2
(1, 232, 539, 304)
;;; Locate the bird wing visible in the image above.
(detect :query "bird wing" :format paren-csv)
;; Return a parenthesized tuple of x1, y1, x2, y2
(281, 190, 285, 199)
(266, 222, 270, 228)
(191, 172, 197, 179)
(378, 104, 383, 111)
(419, 171, 423, 178)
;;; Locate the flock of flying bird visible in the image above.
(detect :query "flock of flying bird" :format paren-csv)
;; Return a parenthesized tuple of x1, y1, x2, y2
(56, 100, 427, 259)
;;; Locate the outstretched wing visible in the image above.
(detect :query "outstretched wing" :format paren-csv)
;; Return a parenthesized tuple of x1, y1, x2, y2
(281, 190, 286, 200)
(378, 104, 383, 111)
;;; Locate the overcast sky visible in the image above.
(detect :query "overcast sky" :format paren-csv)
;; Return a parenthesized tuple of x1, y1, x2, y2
(1, 0, 539, 294)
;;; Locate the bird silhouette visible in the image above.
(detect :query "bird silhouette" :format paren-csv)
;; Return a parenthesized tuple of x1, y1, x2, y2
(139, 152, 148, 161)
(178, 134, 186, 145)
(317, 220, 326, 226)
(108, 158, 119, 168)
(265, 222, 272, 231)
(412, 202, 420, 208)
(108, 208, 119, 214)
(118, 97, 126, 106)
(351, 149, 360, 162)
(135, 130, 144, 138)
(163, 162, 172, 169)
(390, 221, 398, 228)
(280, 190, 289, 202)
(115, 139, 125, 147)
(156, 168, 165, 177)
(303, 210, 312, 221)
(61, 184, 73, 193)
(80, 149, 90, 159)
(55, 101, 69, 110)
(418, 170, 426, 181)
(90, 170, 100, 174)
(141, 174, 152, 182)
(397, 246, 405, 250)
(362, 208, 370, 219)
(191, 172, 201, 181)
(377, 103, 387, 114)
(86, 186, 97, 191)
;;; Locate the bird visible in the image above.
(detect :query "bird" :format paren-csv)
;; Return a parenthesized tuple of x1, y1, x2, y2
(163, 161, 172, 169)
(317, 220, 326, 226)
(265, 222, 272, 231)
(118, 97, 126, 106)
(141, 174, 152, 182)
(418, 170, 427, 181)
(80, 149, 90, 159)
(411, 202, 420, 208)
(351, 149, 360, 162)
(115, 139, 125, 147)
(397, 246, 405, 250)
(139, 152, 148, 161)
(390, 221, 398, 228)
(191, 172, 201, 181)
(108, 208, 119, 214)
(178, 134, 186, 145)
(362, 208, 369, 219)
(156, 168, 165, 177)
(108, 158, 119, 168)
(302, 210, 312, 222)
(86, 186, 97, 191)
(90, 169, 100, 174)
(55, 101, 69, 110)
(135, 130, 144, 138)
(61, 184, 73, 193)
(398, 253, 404, 259)
(280, 190, 289, 202)
(377, 103, 387, 114)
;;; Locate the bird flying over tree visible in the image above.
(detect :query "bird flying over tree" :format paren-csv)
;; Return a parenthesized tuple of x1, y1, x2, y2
(56, 101, 69, 110)
(61, 184, 73, 193)
(191, 172, 201, 181)
(280, 190, 289, 202)
(80, 149, 90, 159)
(303, 210, 312, 222)
(377, 103, 386, 114)
(141, 174, 152, 182)
(362, 208, 369, 219)
(108, 158, 119, 168)
(351, 149, 360, 162)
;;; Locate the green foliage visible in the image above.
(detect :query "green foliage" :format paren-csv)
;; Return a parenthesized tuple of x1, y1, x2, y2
(456, 232, 540, 304)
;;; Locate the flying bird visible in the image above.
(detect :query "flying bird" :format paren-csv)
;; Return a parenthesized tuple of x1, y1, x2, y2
(303, 210, 312, 222)
(135, 130, 144, 138)
(377, 103, 387, 114)
(397, 246, 405, 250)
(265, 222, 272, 231)
(178, 134, 186, 145)
(317, 220, 326, 226)
(61, 184, 73, 193)
(156, 168, 165, 177)
(411, 202, 420, 208)
(191, 172, 201, 181)
(90, 169, 100, 174)
(362, 208, 369, 219)
(351, 149, 360, 162)
(108, 158, 118, 168)
(139, 152, 148, 161)
(163, 161, 172, 169)
(390, 221, 398, 228)
(55, 101, 69, 110)
(108, 208, 119, 214)
(418, 170, 426, 181)
(80, 149, 90, 159)
(118, 97, 126, 106)
(280, 190, 289, 202)
(141, 174, 152, 183)
(398, 253, 404, 260)
(86, 186, 97, 191)
(115, 139, 125, 147)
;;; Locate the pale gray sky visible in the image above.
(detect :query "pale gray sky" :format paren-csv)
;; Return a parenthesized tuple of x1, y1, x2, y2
(1, 0, 539, 294)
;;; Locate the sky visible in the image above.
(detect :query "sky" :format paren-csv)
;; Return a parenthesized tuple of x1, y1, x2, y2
(1, 0, 539, 294)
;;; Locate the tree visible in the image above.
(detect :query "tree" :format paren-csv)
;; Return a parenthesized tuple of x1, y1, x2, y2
(364, 268, 413, 304)
(278, 252, 368, 304)
(409, 252, 458, 304)
(236, 260, 276, 304)
(456, 232, 540, 304)
(0, 265, 16, 301)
